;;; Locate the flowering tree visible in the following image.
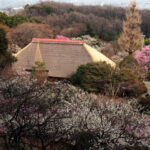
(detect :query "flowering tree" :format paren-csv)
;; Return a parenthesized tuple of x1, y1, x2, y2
(0, 77, 150, 149)
(56, 35, 69, 40)
(135, 45, 150, 71)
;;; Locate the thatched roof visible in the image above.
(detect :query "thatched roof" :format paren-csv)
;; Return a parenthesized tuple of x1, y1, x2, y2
(13, 38, 116, 78)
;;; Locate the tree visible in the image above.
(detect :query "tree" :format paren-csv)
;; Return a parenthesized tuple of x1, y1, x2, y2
(0, 28, 16, 70)
(0, 77, 150, 149)
(8, 14, 29, 28)
(70, 62, 119, 96)
(8, 23, 54, 48)
(0, 12, 9, 25)
(0, 28, 8, 54)
(118, 1, 143, 55)
(31, 61, 48, 85)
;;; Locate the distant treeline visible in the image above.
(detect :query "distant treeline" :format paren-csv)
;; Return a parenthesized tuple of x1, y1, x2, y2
(14, 2, 150, 41)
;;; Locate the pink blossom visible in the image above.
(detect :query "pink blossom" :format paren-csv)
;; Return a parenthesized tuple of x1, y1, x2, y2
(135, 45, 150, 71)
(56, 35, 69, 40)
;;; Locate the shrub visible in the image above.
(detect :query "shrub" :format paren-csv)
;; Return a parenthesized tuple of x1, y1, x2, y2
(118, 60, 147, 97)
(31, 61, 48, 84)
(70, 62, 115, 93)
(119, 55, 139, 70)
(119, 78, 147, 97)
(144, 38, 150, 46)
(70, 61, 147, 97)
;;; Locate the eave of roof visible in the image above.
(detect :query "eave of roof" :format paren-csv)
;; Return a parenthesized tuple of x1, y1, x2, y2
(32, 38, 84, 44)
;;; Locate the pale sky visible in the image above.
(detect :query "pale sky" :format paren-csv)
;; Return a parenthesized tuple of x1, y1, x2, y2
(0, 0, 150, 9)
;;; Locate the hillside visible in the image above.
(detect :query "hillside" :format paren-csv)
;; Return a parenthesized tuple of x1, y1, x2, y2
(19, 1, 150, 41)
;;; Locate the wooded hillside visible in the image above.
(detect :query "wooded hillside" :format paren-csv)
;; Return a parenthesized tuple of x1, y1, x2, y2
(19, 1, 150, 41)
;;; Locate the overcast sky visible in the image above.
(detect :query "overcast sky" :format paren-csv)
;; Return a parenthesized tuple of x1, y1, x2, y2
(0, 0, 150, 10)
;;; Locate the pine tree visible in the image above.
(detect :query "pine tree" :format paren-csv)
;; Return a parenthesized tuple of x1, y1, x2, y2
(118, 1, 142, 55)
(0, 27, 16, 70)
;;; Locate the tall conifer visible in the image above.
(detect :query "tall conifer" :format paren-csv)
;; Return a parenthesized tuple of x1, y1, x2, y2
(118, 1, 142, 55)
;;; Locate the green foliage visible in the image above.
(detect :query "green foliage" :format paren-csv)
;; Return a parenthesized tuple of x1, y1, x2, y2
(70, 61, 147, 97)
(31, 61, 48, 84)
(0, 27, 8, 54)
(41, 5, 53, 14)
(70, 62, 115, 93)
(119, 67, 140, 81)
(0, 12, 9, 25)
(0, 28, 16, 69)
(118, 56, 147, 97)
(0, 51, 17, 68)
(68, 8, 74, 13)
(118, 68, 147, 97)
(144, 38, 150, 46)
(119, 55, 139, 70)
(29, 17, 42, 24)
(86, 23, 96, 37)
(8, 14, 29, 28)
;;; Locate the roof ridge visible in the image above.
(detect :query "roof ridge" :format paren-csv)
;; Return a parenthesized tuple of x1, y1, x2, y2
(34, 40, 43, 62)
(32, 38, 84, 44)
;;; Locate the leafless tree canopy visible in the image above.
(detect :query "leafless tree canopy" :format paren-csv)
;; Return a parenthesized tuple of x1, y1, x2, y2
(19, 1, 150, 41)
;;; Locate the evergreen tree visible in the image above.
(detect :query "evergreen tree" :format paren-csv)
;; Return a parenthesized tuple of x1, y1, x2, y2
(0, 27, 8, 54)
(118, 1, 142, 55)
(0, 28, 16, 69)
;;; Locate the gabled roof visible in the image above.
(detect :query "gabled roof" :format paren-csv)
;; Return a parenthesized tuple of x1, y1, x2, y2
(14, 38, 116, 78)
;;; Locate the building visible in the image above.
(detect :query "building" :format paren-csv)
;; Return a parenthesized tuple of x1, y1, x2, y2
(13, 38, 116, 78)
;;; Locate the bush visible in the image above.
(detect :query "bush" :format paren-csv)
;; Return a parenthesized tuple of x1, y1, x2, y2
(70, 61, 147, 97)
(31, 61, 48, 84)
(119, 55, 139, 70)
(144, 38, 150, 46)
(119, 78, 147, 97)
(70, 62, 115, 93)
(118, 56, 147, 97)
